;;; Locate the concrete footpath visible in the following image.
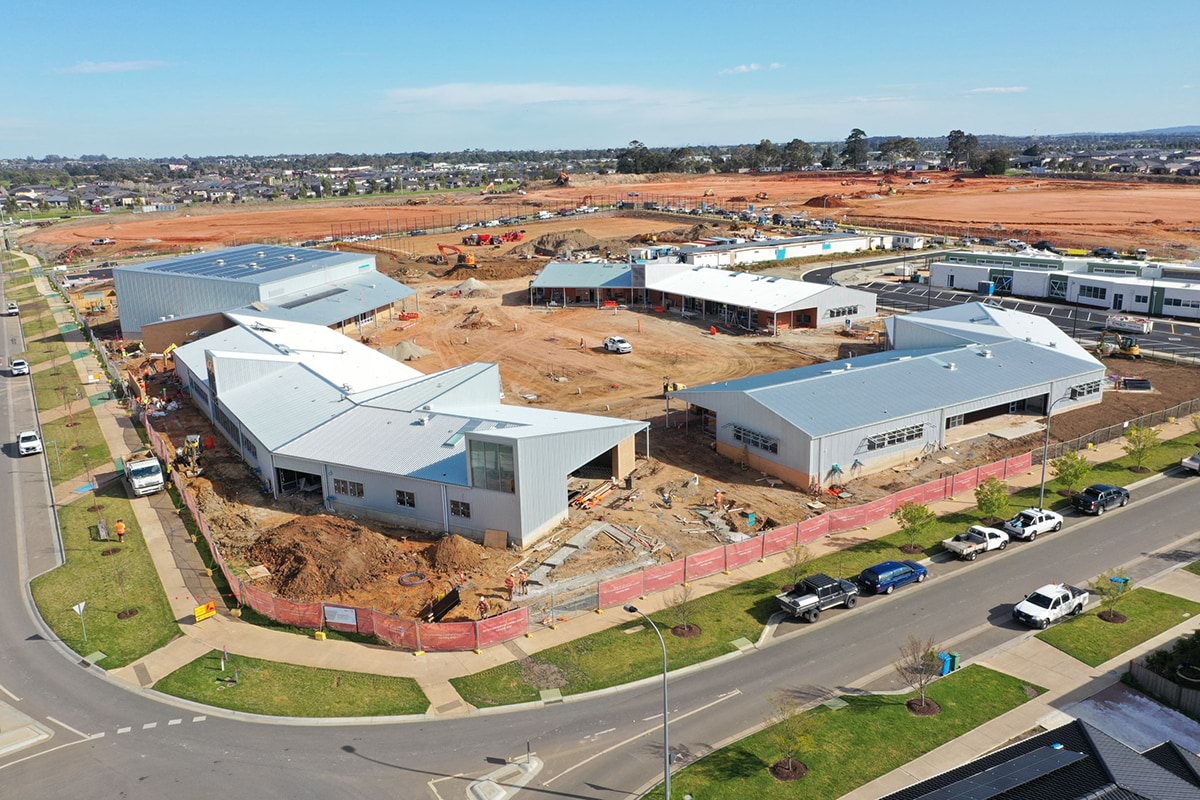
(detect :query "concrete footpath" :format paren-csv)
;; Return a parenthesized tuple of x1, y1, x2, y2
(843, 566, 1200, 799)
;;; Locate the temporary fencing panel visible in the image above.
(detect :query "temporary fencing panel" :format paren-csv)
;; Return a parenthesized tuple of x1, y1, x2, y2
(642, 560, 685, 593)
(1005, 452, 1032, 476)
(797, 515, 830, 544)
(827, 504, 866, 530)
(240, 582, 276, 619)
(272, 596, 324, 629)
(373, 614, 420, 650)
(684, 546, 725, 582)
(599, 573, 644, 609)
(724, 537, 763, 570)
(761, 524, 799, 557)
(477, 607, 530, 648)
(419, 621, 478, 651)
(951, 470, 978, 496)
(859, 496, 896, 526)
(977, 461, 1006, 482)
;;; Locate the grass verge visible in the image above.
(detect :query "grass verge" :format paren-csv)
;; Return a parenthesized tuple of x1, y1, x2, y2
(643, 666, 1042, 800)
(32, 363, 84, 412)
(1036, 588, 1200, 667)
(41, 412, 111, 483)
(452, 430, 1200, 707)
(1184, 561, 1200, 578)
(20, 331, 71, 367)
(30, 491, 179, 667)
(154, 650, 429, 717)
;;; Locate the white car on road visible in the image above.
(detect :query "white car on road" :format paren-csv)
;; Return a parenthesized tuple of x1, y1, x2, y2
(1003, 507, 1063, 541)
(9, 358, 30, 376)
(603, 336, 632, 354)
(17, 430, 42, 456)
(5, 301, 17, 316)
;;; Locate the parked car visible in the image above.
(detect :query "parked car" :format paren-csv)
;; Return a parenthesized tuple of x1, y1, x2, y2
(978, 237, 998, 246)
(1072, 483, 1129, 515)
(1003, 508, 1063, 541)
(856, 560, 927, 595)
(16, 430, 42, 456)
(1003, 238, 1027, 250)
(603, 335, 632, 354)
(4, 301, 17, 316)
(9, 358, 30, 376)
(1181, 450, 1200, 473)
(942, 525, 1009, 560)
(408, 229, 427, 236)
(1092, 247, 1117, 258)
(775, 573, 859, 622)
(1012, 583, 1088, 629)
(1033, 240, 1061, 253)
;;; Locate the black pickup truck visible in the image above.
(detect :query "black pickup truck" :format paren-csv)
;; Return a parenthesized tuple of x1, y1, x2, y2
(775, 573, 859, 623)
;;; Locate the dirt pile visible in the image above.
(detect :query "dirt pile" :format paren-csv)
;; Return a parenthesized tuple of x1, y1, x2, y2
(248, 516, 414, 601)
(804, 194, 848, 208)
(511, 228, 600, 257)
(453, 277, 496, 297)
(381, 340, 432, 361)
(456, 306, 500, 329)
(432, 534, 488, 572)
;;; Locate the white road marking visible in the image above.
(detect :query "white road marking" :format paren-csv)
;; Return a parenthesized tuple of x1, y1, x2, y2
(544, 689, 742, 786)
(426, 771, 464, 800)
(192, 715, 207, 722)
(117, 727, 131, 734)
(142, 722, 157, 730)
(590, 728, 616, 738)
(91, 732, 104, 739)
(46, 716, 91, 739)
(0, 683, 21, 703)
(168, 719, 182, 726)
(0, 737, 93, 772)
(642, 713, 663, 721)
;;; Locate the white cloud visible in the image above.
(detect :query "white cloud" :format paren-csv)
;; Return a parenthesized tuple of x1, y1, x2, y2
(769, 63, 784, 70)
(720, 63, 762, 75)
(966, 86, 1028, 94)
(56, 60, 170, 74)
(386, 82, 700, 111)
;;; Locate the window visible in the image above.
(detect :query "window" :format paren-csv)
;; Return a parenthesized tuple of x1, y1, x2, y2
(241, 433, 257, 459)
(450, 500, 471, 519)
(1164, 297, 1200, 309)
(214, 406, 239, 439)
(191, 379, 209, 406)
(333, 479, 364, 498)
(1077, 285, 1107, 300)
(1048, 278, 1067, 299)
(1134, 295, 1149, 304)
(865, 424, 924, 451)
(395, 490, 415, 508)
(826, 305, 860, 318)
(732, 425, 779, 454)
(1072, 380, 1102, 397)
(946, 414, 964, 429)
(470, 441, 515, 493)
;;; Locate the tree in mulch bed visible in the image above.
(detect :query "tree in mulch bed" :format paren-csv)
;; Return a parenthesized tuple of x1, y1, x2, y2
(893, 501, 936, 556)
(1122, 425, 1161, 474)
(765, 689, 813, 781)
(1051, 451, 1092, 498)
(1191, 413, 1200, 447)
(895, 633, 943, 716)
(670, 583, 700, 638)
(781, 543, 812, 593)
(974, 477, 1011, 526)
(1089, 569, 1132, 624)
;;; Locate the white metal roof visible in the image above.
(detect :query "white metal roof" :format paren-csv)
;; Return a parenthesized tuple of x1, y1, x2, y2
(649, 267, 829, 313)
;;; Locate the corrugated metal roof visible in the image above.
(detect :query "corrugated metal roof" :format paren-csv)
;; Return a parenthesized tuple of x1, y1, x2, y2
(119, 244, 365, 283)
(674, 339, 1102, 437)
(891, 302, 1099, 364)
(530, 261, 633, 289)
(359, 363, 497, 411)
(233, 272, 415, 326)
(680, 233, 860, 254)
(650, 267, 831, 312)
(217, 364, 352, 450)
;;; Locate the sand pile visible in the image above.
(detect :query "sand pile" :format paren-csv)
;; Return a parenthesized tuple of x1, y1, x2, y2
(249, 516, 411, 601)
(432, 534, 487, 572)
(454, 277, 495, 297)
(382, 340, 431, 361)
(511, 228, 600, 257)
(804, 194, 848, 208)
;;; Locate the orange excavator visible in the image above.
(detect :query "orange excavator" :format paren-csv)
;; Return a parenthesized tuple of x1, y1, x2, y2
(436, 244, 476, 267)
(555, 170, 570, 186)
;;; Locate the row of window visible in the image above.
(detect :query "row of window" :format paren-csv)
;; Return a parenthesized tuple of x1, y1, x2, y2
(1165, 297, 1200, 309)
(242, 433, 257, 459)
(1072, 380, 1102, 397)
(865, 424, 925, 451)
(191, 379, 209, 407)
(333, 478, 364, 498)
(214, 406, 239, 439)
(732, 425, 779, 454)
(826, 305, 860, 318)
(333, 483, 472, 520)
(1077, 285, 1108, 300)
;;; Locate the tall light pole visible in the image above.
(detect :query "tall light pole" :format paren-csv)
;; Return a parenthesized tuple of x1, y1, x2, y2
(626, 604, 670, 800)
(1038, 388, 1080, 509)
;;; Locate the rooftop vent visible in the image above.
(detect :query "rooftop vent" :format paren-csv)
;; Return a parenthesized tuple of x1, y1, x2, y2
(980, 349, 993, 358)
(215, 259, 225, 266)
(286, 254, 297, 261)
(256, 250, 265, 257)
(946, 362, 957, 371)
(247, 261, 259, 268)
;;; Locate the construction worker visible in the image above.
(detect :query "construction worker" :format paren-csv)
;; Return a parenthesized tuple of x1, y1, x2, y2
(713, 490, 725, 509)
(456, 570, 467, 589)
(504, 573, 516, 602)
(477, 596, 489, 619)
(114, 518, 127, 543)
(518, 569, 529, 596)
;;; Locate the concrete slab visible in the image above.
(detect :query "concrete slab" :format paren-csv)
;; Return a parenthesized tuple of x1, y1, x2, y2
(1065, 682, 1200, 754)
(0, 702, 53, 758)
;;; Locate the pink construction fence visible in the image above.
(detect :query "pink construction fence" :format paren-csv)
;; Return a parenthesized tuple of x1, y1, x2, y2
(144, 412, 1030, 650)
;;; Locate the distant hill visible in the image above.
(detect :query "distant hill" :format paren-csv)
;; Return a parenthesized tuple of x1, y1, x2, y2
(1050, 125, 1200, 137)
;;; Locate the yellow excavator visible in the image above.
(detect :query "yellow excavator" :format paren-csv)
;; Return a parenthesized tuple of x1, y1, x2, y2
(1096, 332, 1142, 359)
(436, 243, 476, 267)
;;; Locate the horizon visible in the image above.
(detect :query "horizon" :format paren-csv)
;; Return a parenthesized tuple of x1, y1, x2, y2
(2, 0, 1195, 159)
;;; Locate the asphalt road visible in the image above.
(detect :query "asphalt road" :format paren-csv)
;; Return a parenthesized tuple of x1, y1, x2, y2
(4, 267, 1200, 798)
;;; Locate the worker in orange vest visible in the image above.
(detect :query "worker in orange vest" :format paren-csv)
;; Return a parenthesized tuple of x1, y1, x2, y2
(504, 573, 516, 602)
(114, 519, 127, 543)
(477, 597, 489, 619)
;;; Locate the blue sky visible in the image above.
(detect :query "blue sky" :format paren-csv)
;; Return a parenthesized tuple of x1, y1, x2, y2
(2, 0, 1194, 158)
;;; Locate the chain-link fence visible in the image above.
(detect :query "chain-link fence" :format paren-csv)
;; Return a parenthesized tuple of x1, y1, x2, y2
(1037, 396, 1200, 463)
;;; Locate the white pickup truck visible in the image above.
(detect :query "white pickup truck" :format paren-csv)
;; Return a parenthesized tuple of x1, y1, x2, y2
(1013, 583, 1089, 628)
(941, 525, 1009, 561)
(1181, 450, 1200, 474)
(123, 454, 165, 497)
(1003, 508, 1063, 541)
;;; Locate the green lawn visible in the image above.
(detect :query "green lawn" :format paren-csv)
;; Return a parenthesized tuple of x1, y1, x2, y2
(1036, 588, 1200, 667)
(41, 412, 111, 483)
(32, 363, 82, 412)
(453, 431, 1200, 707)
(30, 493, 179, 667)
(643, 666, 1042, 800)
(154, 650, 429, 717)
(1185, 561, 1200, 578)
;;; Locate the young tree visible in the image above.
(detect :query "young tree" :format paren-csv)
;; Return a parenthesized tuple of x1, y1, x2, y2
(1191, 413, 1200, 442)
(670, 582, 697, 636)
(974, 477, 1010, 523)
(765, 689, 813, 781)
(894, 634, 941, 714)
(892, 501, 936, 553)
(346, 177, 357, 195)
(784, 544, 812, 590)
(1122, 425, 1161, 471)
(1050, 451, 1092, 496)
(319, 177, 332, 197)
(1089, 569, 1132, 623)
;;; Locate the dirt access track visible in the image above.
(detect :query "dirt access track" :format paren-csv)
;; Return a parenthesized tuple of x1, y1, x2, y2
(24, 172, 1200, 260)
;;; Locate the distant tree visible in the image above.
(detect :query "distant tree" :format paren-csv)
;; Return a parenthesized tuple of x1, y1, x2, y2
(1122, 425, 1161, 471)
(367, 178, 379, 194)
(320, 177, 332, 197)
(973, 478, 1010, 523)
(946, 129, 980, 167)
(3, 196, 17, 214)
(66, 194, 82, 211)
(894, 634, 941, 714)
(1022, 144, 1042, 157)
(764, 689, 813, 781)
(819, 145, 838, 168)
(842, 128, 869, 167)
(978, 149, 1012, 175)
(892, 501, 936, 553)
(37, 199, 49, 211)
(782, 138, 814, 171)
(346, 177, 357, 195)
(1050, 452, 1091, 496)
(784, 544, 813, 590)
(1089, 569, 1133, 623)
(754, 139, 781, 169)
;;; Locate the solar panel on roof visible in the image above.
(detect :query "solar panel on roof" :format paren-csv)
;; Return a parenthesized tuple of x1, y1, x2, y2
(915, 747, 1087, 800)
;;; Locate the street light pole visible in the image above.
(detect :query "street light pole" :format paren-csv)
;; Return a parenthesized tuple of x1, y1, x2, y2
(1038, 388, 1080, 509)
(626, 604, 670, 800)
